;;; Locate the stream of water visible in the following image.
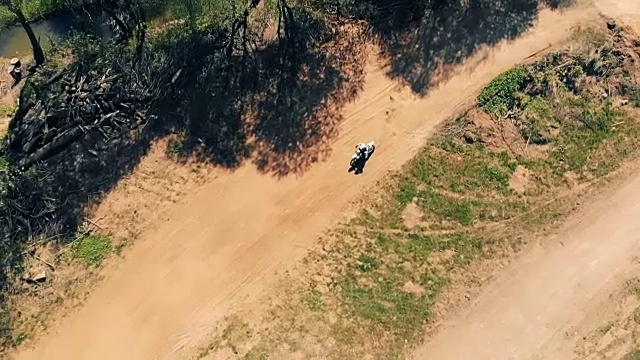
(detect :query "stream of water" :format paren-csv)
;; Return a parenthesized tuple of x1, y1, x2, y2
(0, 10, 113, 59)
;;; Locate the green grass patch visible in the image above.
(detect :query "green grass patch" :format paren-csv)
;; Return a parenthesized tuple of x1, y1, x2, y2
(621, 81, 640, 108)
(197, 316, 252, 359)
(338, 269, 442, 337)
(624, 349, 640, 360)
(385, 139, 527, 229)
(0, 103, 16, 118)
(551, 100, 622, 172)
(628, 279, 640, 299)
(477, 66, 529, 117)
(166, 136, 190, 158)
(328, 229, 485, 346)
(72, 233, 112, 267)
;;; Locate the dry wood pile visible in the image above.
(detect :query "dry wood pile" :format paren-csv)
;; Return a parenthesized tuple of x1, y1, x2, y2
(4, 56, 163, 170)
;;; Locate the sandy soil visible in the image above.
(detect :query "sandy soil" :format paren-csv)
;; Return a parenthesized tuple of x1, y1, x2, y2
(412, 165, 640, 360)
(13, 1, 614, 360)
(411, 1, 640, 359)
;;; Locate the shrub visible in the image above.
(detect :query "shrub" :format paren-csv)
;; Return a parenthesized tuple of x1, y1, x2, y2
(478, 66, 530, 117)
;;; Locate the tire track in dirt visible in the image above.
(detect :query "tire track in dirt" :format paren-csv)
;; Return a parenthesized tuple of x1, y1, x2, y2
(15, 3, 598, 360)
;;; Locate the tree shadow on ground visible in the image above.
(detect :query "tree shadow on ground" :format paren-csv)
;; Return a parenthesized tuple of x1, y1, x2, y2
(0, 6, 366, 322)
(0, 7, 366, 345)
(154, 9, 365, 177)
(248, 12, 364, 176)
(354, 0, 575, 95)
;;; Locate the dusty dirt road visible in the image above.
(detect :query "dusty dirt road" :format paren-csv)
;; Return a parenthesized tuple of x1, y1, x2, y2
(412, 169, 640, 360)
(412, 1, 640, 359)
(16, 2, 606, 360)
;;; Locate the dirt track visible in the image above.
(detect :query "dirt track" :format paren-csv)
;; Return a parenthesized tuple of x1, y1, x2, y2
(412, 168, 640, 360)
(14, 1, 622, 359)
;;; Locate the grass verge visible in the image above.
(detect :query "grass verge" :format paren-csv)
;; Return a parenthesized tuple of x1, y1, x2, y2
(195, 22, 640, 359)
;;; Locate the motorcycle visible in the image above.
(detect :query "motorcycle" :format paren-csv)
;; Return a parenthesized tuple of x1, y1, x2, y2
(349, 141, 375, 173)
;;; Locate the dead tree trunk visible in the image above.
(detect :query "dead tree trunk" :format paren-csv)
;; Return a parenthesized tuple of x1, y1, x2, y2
(10, 6, 45, 66)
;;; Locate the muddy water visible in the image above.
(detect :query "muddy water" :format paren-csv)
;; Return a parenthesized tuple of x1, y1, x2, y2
(0, 11, 112, 58)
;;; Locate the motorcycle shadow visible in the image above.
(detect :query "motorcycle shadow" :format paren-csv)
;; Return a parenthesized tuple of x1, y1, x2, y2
(348, 148, 375, 175)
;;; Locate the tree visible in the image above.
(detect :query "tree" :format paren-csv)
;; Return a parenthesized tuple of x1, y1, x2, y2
(0, 0, 46, 66)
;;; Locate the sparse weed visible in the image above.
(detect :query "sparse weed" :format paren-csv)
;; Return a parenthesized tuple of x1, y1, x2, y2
(305, 289, 325, 312)
(0, 103, 16, 118)
(72, 233, 112, 268)
(166, 137, 190, 158)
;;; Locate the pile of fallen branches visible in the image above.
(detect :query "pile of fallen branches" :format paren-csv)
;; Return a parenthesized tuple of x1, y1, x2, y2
(0, 165, 58, 244)
(0, 38, 180, 267)
(4, 45, 166, 170)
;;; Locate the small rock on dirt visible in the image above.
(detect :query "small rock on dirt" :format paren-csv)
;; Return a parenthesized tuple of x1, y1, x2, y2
(23, 268, 47, 283)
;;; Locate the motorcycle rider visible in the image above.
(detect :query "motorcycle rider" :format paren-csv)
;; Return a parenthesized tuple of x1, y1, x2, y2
(355, 143, 370, 158)
(350, 141, 375, 174)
